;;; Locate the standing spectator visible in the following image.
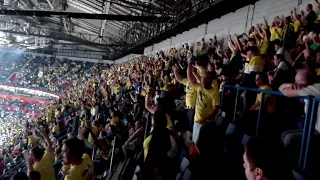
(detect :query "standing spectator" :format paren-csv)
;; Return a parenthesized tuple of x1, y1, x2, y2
(301, 4, 317, 30)
(142, 110, 177, 180)
(61, 138, 94, 180)
(173, 64, 197, 132)
(241, 46, 265, 110)
(187, 58, 220, 144)
(28, 128, 55, 180)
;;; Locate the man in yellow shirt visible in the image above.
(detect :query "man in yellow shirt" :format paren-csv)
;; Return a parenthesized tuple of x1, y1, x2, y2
(249, 73, 276, 114)
(173, 64, 197, 131)
(245, 73, 276, 135)
(187, 59, 220, 144)
(62, 138, 94, 180)
(241, 46, 265, 110)
(29, 128, 55, 180)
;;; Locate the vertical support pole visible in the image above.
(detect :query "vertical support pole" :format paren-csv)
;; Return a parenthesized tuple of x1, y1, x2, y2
(244, 5, 250, 33)
(204, 23, 208, 36)
(256, 93, 265, 136)
(233, 88, 240, 123)
(220, 85, 225, 109)
(108, 136, 116, 175)
(72, 117, 76, 133)
(303, 100, 319, 171)
(144, 112, 151, 140)
(299, 97, 313, 170)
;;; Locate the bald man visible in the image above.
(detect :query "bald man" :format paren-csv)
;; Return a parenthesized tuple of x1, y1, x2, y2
(279, 69, 320, 176)
(279, 69, 317, 97)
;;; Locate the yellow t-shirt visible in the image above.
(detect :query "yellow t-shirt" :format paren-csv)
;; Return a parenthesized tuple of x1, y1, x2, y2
(270, 27, 283, 41)
(194, 81, 220, 123)
(244, 56, 265, 74)
(164, 59, 171, 70)
(260, 36, 269, 55)
(113, 85, 121, 95)
(171, 78, 177, 85)
(28, 135, 37, 146)
(33, 152, 55, 180)
(255, 85, 276, 114)
(150, 114, 173, 131)
(64, 154, 94, 180)
(181, 78, 197, 108)
(161, 80, 168, 91)
(293, 20, 302, 33)
(88, 126, 99, 144)
(52, 125, 60, 134)
(143, 135, 152, 160)
(165, 114, 173, 129)
(197, 66, 205, 77)
(110, 117, 119, 125)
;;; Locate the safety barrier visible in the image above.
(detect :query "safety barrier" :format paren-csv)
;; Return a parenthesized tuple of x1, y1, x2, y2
(0, 160, 26, 179)
(303, 97, 320, 172)
(221, 85, 314, 172)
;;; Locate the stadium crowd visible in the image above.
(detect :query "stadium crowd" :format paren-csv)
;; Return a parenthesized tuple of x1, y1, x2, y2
(2, 1, 320, 180)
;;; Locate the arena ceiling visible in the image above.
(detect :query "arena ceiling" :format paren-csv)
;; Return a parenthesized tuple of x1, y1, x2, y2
(0, 0, 174, 59)
(0, 0, 259, 60)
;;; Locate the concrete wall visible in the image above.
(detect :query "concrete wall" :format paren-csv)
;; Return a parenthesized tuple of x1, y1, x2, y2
(114, 54, 142, 64)
(144, 0, 316, 54)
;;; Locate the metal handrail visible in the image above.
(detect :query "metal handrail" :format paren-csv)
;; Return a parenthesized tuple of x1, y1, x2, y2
(108, 136, 117, 179)
(303, 97, 320, 171)
(221, 85, 313, 171)
(0, 160, 26, 178)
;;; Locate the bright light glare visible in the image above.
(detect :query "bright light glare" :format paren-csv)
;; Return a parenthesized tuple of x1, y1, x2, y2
(16, 36, 23, 42)
(0, 32, 5, 37)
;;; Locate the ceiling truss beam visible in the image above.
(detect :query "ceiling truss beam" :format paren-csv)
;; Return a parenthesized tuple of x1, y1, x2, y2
(0, 9, 170, 22)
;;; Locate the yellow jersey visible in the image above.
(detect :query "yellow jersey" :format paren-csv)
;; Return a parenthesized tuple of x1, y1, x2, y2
(161, 80, 169, 91)
(149, 114, 173, 131)
(28, 135, 37, 146)
(194, 81, 220, 123)
(270, 27, 283, 41)
(255, 85, 276, 114)
(52, 125, 60, 134)
(244, 56, 265, 74)
(65, 154, 94, 180)
(197, 66, 206, 77)
(113, 85, 121, 95)
(260, 36, 269, 55)
(33, 152, 55, 180)
(181, 78, 197, 108)
(88, 126, 99, 144)
(293, 20, 302, 33)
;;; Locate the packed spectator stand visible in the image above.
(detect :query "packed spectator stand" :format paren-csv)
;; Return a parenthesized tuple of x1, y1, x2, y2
(3, 1, 320, 180)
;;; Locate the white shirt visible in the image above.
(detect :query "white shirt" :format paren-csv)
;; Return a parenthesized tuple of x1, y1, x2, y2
(275, 61, 289, 71)
(276, 48, 293, 65)
(297, 83, 320, 133)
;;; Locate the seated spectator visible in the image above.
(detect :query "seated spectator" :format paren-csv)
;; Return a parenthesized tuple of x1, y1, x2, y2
(243, 137, 293, 180)
(268, 54, 295, 89)
(242, 73, 276, 135)
(274, 39, 294, 64)
(279, 69, 320, 176)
